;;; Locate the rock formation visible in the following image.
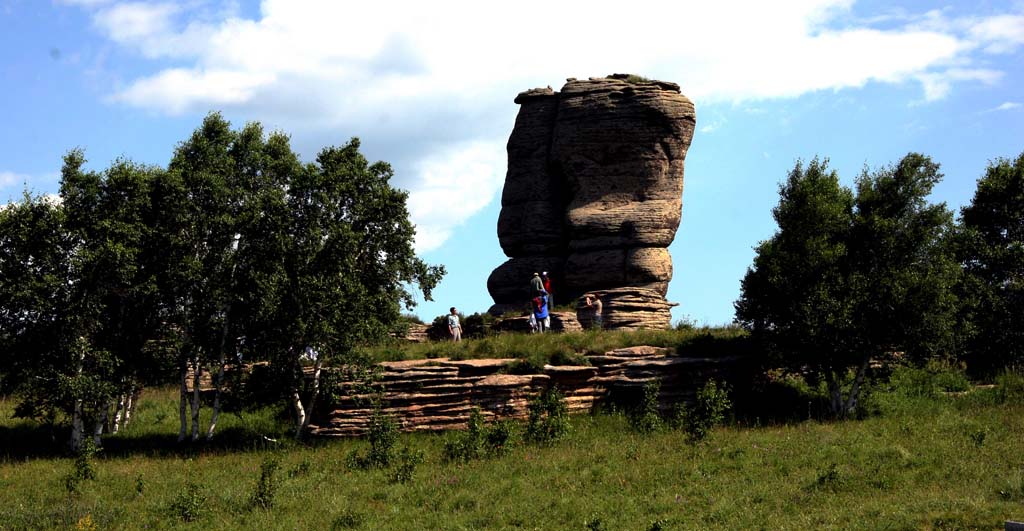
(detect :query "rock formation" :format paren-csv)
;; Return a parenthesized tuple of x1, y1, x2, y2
(308, 346, 741, 437)
(488, 75, 696, 326)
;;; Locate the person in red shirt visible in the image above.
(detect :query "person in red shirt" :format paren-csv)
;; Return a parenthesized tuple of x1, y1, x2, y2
(541, 271, 553, 308)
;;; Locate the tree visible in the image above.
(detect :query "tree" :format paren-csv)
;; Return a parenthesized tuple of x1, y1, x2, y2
(736, 153, 958, 417)
(734, 158, 857, 415)
(243, 138, 445, 438)
(0, 152, 167, 449)
(957, 152, 1024, 372)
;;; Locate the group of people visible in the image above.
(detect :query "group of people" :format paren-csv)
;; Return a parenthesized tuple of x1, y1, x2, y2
(444, 271, 604, 342)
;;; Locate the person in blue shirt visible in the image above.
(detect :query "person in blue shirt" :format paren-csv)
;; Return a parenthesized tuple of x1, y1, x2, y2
(532, 290, 550, 333)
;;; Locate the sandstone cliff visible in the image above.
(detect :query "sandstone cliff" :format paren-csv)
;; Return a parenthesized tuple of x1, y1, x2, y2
(488, 75, 696, 325)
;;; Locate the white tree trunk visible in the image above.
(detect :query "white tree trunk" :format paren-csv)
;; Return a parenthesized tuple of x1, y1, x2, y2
(112, 393, 127, 434)
(190, 354, 202, 441)
(300, 359, 324, 435)
(123, 388, 138, 430)
(291, 388, 306, 440)
(178, 362, 189, 442)
(93, 404, 109, 447)
(206, 317, 231, 441)
(70, 399, 85, 452)
(70, 346, 86, 452)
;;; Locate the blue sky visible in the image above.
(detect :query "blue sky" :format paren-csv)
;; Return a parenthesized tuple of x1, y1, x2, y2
(1, 0, 1022, 325)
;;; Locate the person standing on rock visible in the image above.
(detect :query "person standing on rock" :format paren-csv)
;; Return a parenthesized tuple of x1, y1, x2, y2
(530, 272, 544, 296)
(447, 307, 462, 342)
(542, 271, 554, 307)
(533, 290, 550, 332)
(585, 294, 603, 329)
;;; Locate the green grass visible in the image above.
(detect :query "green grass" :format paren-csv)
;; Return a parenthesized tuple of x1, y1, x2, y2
(2, 372, 1024, 530)
(361, 325, 750, 366)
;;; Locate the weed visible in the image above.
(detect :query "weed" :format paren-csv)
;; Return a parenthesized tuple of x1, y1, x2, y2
(74, 438, 98, 481)
(998, 470, 1024, 501)
(808, 463, 842, 492)
(348, 409, 398, 470)
(135, 474, 145, 496)
(673, 380, 732, 442)
(75, 514, 97, 531)
(647, 519, 669, 531)
(170, 480, 206, 522)
(585, 516, 606, 530)
(630, 380, 664, 434)
(443, 408, 486, 463)
(969, 428, 987, 447)
(388, 446, 424, 484)
(287, 458, 312, 478)
(250, 457, 280, 509)
(995, 369, 1024, 403)
(331, 509, 365, 529)
(526, 387, 570, 445)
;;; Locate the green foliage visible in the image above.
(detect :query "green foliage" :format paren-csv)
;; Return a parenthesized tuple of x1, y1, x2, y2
(887, 361, 971, 398)
(250, 457, 280, 509)
(525, 387, 570, 444)
(673, 380, 732, 442)
(736, 154, 959, 417)
(4, 384, 1024, 529)
(629, 381, 664, 434)
(462, 312, 497, 339)
(388, 446, 424, 484)
(444, 408, 520, 462)
(170, 481, 207, 522)
(957, 152, 1024, 373)
(331, 509, 366, 529)
(994, 368, 1024, 404)
(348, 409, 399, 469)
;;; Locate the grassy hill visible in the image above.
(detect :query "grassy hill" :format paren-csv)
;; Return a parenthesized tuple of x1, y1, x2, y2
(2, 361, 1023, 530)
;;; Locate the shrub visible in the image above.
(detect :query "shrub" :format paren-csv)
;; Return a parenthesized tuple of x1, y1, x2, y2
(444, 408, 520, 462)
(463, 312, 497, 339)
(672, 380, 731, 442)
(347, 409, 398, 469)
(332, 509, 366, 530)
(889, 360, 970, 398)
(630, 381, 664, 434)
(526, 387, 570, 445)
(388, 446, 424, 484)
(994, 368, 1024, 403)
(250, 457, 280, 509)
(170, 481, 207, 522)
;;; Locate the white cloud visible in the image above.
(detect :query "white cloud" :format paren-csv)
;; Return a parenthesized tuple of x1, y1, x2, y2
(996, 101, 1022, 110)
(405, 140, 505, 252)
(62, 0, 1024, 250)
(0, 171, 23, 189)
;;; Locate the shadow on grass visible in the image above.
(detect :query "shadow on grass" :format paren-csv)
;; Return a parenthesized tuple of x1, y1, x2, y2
(0, 416, 300, 461)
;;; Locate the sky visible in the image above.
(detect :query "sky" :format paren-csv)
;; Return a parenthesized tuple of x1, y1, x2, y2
(1, 0, 1022, 325)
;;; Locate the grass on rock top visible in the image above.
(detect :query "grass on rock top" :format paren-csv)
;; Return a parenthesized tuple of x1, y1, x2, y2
(361, 325, 750, 366)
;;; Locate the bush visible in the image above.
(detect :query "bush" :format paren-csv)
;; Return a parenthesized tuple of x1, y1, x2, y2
(629, 381, 664, 434)
(347, 409, 398, 470)
(170, 481, 207, 522)
(250, 457, 280, 509)
(388, 446, 424, 484)
(463, 312, 497, 339)
(888, 360, 971, 398)
(444, 408, 519, 462)
(526, 387, 570, 445)
(672, 380, 731, 442)
(994, 369, 1024, 404)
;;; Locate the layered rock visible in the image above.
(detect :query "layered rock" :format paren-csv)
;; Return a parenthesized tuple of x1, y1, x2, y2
(489, 75, 696, 324)
(575, 287, 676, 331)
(308, 346, 741, 437)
